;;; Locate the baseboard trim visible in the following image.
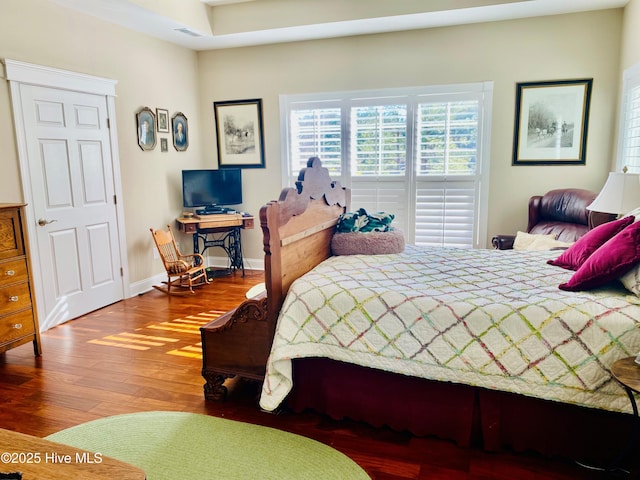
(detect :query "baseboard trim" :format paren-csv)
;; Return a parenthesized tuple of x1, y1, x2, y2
(128, 256, 264, 297)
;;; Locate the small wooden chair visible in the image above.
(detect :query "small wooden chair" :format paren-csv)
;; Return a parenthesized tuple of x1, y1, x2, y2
(150, 225, 209, 295)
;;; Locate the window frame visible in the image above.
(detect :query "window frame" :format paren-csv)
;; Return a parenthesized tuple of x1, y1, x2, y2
(279, 82, 493, 248)
(617, 62, 640, 174)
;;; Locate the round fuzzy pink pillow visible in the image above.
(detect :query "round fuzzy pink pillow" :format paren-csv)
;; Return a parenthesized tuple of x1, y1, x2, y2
(331, 229, 405, 256)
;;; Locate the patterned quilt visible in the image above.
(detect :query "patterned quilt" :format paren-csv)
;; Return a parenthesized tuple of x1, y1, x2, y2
(259, 246, 640, 413)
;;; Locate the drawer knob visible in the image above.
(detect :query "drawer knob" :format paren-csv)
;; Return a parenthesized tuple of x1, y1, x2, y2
(8, 296, 19, 302)
(12, 323, 22, 329)
(4, 270, 15, 276)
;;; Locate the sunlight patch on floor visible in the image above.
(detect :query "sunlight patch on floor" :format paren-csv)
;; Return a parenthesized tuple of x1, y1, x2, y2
(167, 343, 203, 359)
(144, 322, 203, 334)
(87, 339, 150, 351)
(87, 311, 220, 358)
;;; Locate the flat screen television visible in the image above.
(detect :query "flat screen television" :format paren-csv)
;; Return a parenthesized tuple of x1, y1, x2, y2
(182, 169, 242, 210)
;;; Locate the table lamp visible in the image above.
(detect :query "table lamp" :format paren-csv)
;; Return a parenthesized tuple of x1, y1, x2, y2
(587, 170, 640, 216)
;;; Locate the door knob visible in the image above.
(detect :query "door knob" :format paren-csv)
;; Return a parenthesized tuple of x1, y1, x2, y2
(38, 218, 58, 226)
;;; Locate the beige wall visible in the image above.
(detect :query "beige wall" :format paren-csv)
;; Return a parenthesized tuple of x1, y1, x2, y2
(199, 10, 623, 258)
(0, 0, 204, 286)
(0, 2, 629, 292)
(621, 0, 640, 70)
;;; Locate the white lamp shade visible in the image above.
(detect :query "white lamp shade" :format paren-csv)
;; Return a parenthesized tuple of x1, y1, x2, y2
(587, 172, 640, 215)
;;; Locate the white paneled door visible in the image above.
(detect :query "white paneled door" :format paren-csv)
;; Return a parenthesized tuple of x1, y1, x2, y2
(18, 84, 124, 328)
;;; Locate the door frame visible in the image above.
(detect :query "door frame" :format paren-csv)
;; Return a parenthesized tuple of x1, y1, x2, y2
(4, 59, 130, 327)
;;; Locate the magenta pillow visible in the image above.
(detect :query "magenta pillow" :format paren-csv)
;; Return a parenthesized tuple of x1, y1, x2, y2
(559, 221, 640, 291)
(547, 216, 634, 270)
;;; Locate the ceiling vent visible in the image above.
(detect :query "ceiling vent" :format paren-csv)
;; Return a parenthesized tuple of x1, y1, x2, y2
(175, 27, 202, 37)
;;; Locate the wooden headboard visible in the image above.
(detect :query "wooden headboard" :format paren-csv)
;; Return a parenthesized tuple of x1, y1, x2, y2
(200, 157, 350, 400)
(260, 157, 350, 329)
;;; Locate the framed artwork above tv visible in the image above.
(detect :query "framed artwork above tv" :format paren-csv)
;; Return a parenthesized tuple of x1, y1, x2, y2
(214, 98, 265, 168)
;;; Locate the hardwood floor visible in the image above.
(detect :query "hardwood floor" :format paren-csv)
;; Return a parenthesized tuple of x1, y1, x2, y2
(0, 270, 614, 479)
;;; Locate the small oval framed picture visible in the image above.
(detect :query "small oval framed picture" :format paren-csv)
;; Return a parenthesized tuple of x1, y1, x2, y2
(172, 112, 188, 152)
(136, 107, 156, 151)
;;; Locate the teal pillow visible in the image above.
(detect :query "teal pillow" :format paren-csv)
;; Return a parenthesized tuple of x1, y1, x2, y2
(336, 209, 368, 233)
(336, 208, 394, 233)
(362, 211, 394, 232)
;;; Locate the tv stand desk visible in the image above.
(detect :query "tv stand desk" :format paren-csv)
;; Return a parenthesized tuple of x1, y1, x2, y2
(176, 214, 254, 276)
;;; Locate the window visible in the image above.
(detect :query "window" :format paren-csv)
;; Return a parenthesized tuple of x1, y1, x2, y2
(290, 107, 342, 176)
(280, 83, 493, 248)
(618, 63, 640, 174)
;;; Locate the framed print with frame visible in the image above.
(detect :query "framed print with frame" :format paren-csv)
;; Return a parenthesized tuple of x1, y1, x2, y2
(214, 98, 265, 168)
(156, 108, 169, 133)
(136, 107, 156, 151)
(512, 79, 593, 165)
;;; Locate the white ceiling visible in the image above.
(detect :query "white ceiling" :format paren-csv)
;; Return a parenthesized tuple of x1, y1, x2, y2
(49, 0, 628, 51)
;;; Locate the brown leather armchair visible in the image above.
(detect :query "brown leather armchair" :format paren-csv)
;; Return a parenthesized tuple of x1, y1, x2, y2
(492, 188, 617, 250)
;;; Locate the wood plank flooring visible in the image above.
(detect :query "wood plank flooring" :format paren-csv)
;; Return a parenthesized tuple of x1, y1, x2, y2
(0, 271, 613, 479)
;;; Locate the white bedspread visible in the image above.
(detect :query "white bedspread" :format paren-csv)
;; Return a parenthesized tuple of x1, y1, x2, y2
(259, 246, 640, 413)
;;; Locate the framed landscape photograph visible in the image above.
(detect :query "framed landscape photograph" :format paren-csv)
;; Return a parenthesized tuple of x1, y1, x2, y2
(172, 112, 188, 152)
(136, 107, 156, 151)
(512, 79, 593, 165)
(156, 108, 169, 133)
(214, 98, 265, 168)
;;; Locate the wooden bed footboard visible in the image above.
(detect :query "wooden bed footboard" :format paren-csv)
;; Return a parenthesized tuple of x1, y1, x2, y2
(201, 293, 270, 400)
(201, 157, 350, 400)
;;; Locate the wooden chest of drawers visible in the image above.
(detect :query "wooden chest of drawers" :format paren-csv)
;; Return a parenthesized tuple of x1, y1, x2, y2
(0, 204, 41, 355)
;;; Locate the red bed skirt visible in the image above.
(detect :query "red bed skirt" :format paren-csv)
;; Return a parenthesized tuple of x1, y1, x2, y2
(288, 358, 634, 465)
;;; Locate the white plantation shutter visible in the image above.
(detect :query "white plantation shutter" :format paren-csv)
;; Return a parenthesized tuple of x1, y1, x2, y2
(280, 83, 492, 248)
(417, 100, 478, 175)
(415, 183, 476, 248)
(349, 103, 410, 233)
(350, 178, 409, 235)
(351, 104, 406, 176)
(619, 63, 640, 174)
(290, 107, 342, 177)
(415, 99, 480, 247)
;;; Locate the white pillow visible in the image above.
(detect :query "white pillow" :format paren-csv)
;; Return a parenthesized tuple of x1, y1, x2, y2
(513, 231, 573, 251)
(620, 264, 640, 296)
(624, 206, 640, 222)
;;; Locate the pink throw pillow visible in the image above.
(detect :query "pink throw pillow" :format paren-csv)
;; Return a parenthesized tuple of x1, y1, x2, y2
(547, 216, 634, 271)
(559, 221, 640, 291)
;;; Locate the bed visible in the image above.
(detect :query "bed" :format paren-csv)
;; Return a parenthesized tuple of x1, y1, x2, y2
(201, 158, 640, 464)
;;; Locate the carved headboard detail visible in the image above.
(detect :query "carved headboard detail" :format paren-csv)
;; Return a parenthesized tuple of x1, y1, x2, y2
(260, 157, 350, 324)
